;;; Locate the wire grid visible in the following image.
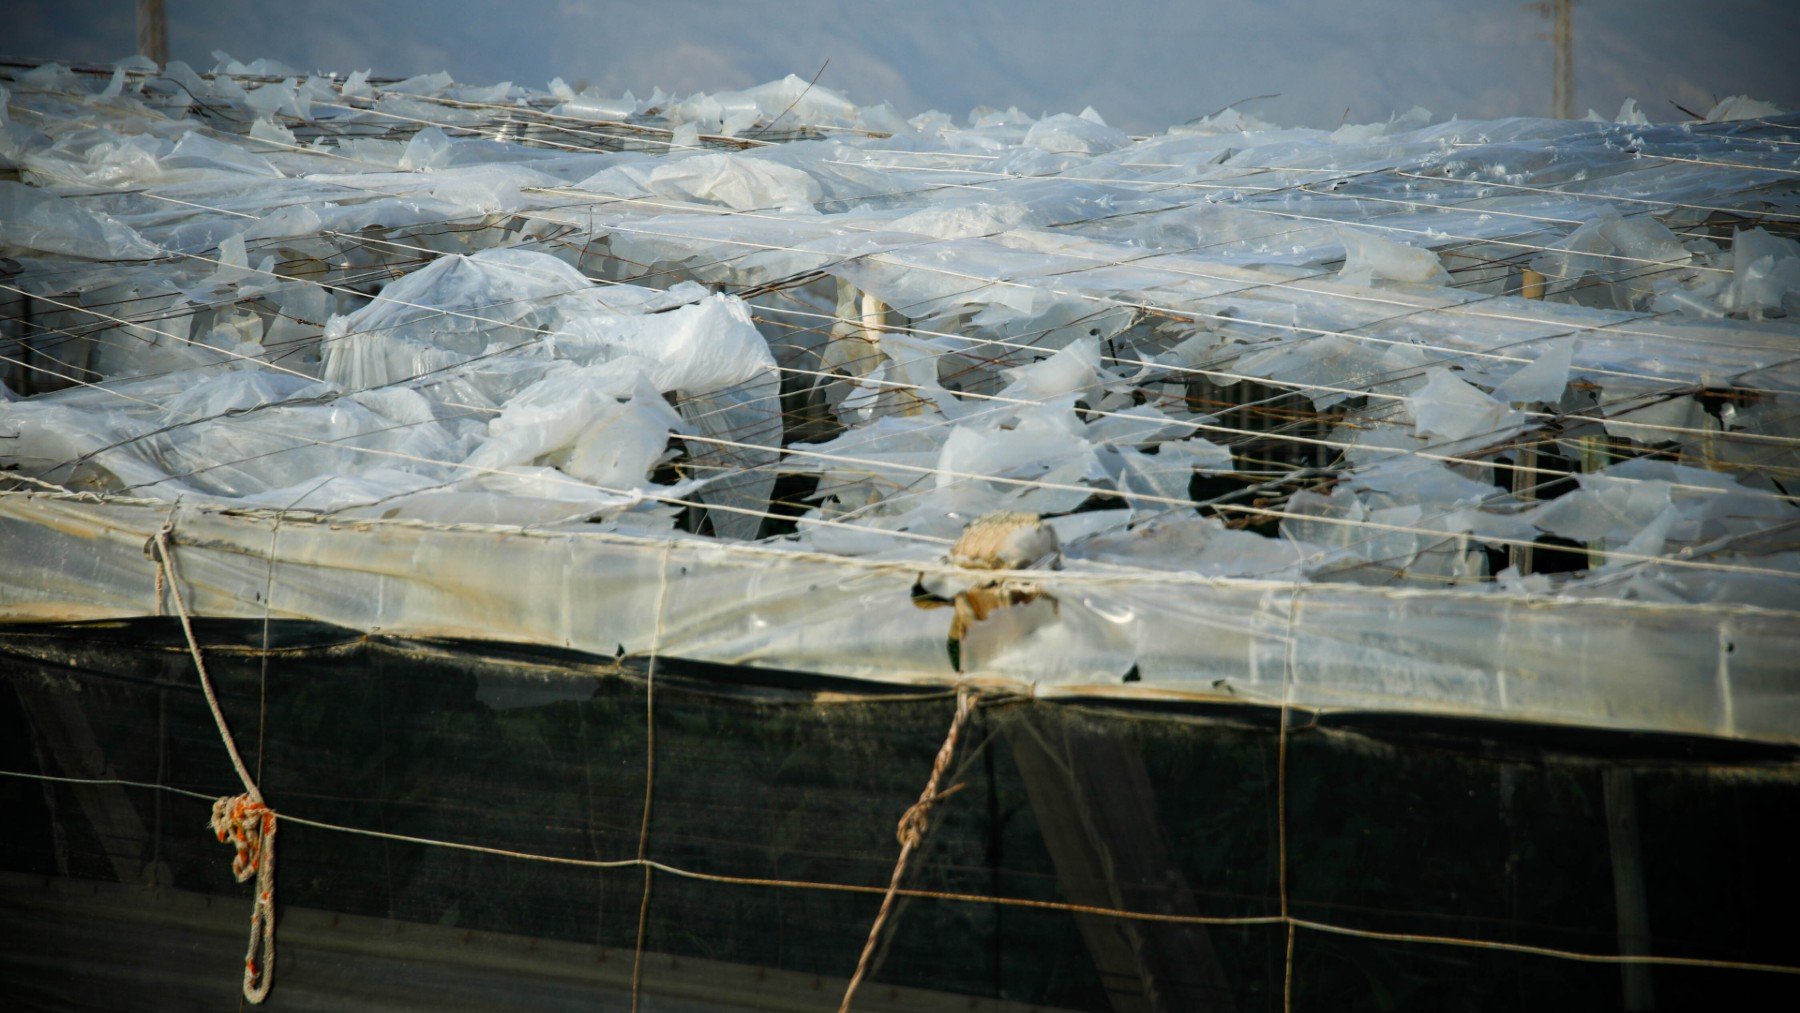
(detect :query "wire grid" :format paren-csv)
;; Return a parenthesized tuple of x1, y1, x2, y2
(0, 91, 1792, 640)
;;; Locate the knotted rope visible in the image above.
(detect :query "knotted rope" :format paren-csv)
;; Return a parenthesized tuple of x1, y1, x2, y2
(211, 794, 277, 1002)
(148, 524, 277, 1004)
(839, 688, 976, 1012)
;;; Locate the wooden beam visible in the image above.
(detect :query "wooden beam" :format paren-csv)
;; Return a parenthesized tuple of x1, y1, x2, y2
(137, 0, 168, 66)
(1553, 0, 1576, 119)
(12, 681, 150, 886)
(1603, 769, 1655, 1011)
(1006, 713, 1237, 1012)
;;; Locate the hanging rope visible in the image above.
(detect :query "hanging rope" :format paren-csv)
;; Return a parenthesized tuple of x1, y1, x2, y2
(629, 543, 675, 1013)
(1279, 584, 1304, 1013)
(148, 523, 277, 1004)
(839, 687, 976, 1012)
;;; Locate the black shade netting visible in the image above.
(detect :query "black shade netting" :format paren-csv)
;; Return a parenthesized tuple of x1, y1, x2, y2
(1, 619, 1795, 1011)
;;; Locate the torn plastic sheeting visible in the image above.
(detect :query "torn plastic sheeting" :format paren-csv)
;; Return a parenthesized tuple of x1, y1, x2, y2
(1115, 440, 1234, 511)
(563, 195, 1792, 389)
(1598, 388, 1709, 443)
(2, 60, 1797, 729)
(579, 209, 841, 286)
(678, 374, 783, 541)
(1410, 368, 1528, 445)
(735, 75, 862, 130)
(249, 116, 297, 148)
(320, 250, 584, 389)
(549, 293, 777, 395)
(884, 201, 1037, 241)
(144, 381, 468, 500)
(243, 79, 311, 122)
(463, 360, 686, 492)
(353, 294, 776, 525)
(549, 77, 643, 121)
(6, 494, 1793, 741)
(1022, 112, 1131, 155)
(558, 130, 1756, 327)
(319, 248, 690, 390)
(257, 192, 503, 242)
(998, 335, 1106, 401)
(1082, 403, 1203, 447)
(0, 180, 163, 260)
(237, 469, 445, 515)
(416, 164, 553, 215)
(372, 94, 489, 128)
(1529, 207, 1689, 309)
(1335, 227, 1451, 288)
(1233, 333, 1428, 409)
(6, 369, 474, 502)
(159, 132, 286, 180)
(1328, 106, 1434, 145)
(13, 249, 778, 523)
(1526, 458, 1800, 551)
(385, 70, 456, 98)
(785, 415, 946, 510)
(934, 400, 1103, 516)
(1706, 95, 1786, 122)
(210, 53, 301, 79)
(643, 152, 825, 213)
(865, 330, 980, 420)
(1492, 336, 1575, 405)
(664, 90, 761, 137)
(1344, 457, 1505, 509)
(1723, 227, 1800, 318)
(1282, 488, 1425, 571)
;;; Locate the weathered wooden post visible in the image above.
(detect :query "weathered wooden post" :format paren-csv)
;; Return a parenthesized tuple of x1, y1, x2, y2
(137, 0, 169, 66)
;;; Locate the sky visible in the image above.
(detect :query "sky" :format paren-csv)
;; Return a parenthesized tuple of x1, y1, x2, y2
(8, 1, 1797, 132)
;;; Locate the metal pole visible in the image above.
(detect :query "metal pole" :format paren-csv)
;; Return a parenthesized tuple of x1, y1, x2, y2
(137, 0, 169, 66)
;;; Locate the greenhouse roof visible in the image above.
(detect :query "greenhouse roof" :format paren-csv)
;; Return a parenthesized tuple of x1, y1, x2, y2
(2, 56, 1797, 741)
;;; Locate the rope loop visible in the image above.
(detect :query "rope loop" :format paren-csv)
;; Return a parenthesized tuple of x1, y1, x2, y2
(209, 792, 277, 1003)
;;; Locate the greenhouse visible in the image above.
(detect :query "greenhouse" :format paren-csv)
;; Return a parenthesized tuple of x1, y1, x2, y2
(1, 55, 1796, 1010)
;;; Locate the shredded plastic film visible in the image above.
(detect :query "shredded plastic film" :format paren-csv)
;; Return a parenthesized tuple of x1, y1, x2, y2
(2, 57, 1797, 741)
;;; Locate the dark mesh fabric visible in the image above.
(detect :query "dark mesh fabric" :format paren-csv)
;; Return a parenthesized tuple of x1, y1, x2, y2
(1, 619, 1794, 1011)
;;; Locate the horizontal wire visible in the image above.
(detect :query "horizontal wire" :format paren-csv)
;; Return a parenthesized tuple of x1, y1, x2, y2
(10, 228, 1785, 521)
(3, 766, 1795, 975)
(10, 249, 1794, 562)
